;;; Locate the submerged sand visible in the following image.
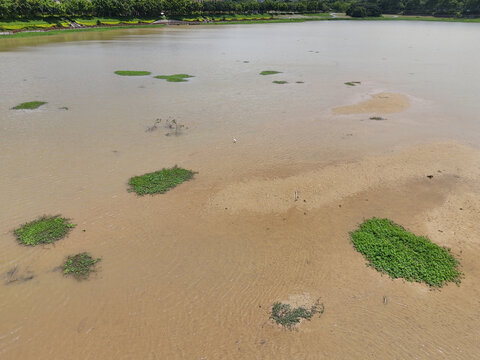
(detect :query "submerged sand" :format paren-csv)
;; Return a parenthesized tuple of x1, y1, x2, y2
(333, 92, 410, 115)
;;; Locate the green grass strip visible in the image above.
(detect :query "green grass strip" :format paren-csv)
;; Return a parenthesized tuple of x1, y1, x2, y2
(63, 252, 101, 280)
(260, 70, 281, 75)
(115, 70, 151, 76)
(12, 101, 46, 110)
(273, 80, 288, 84)
(14, 215, 75, 246)
(351, 218, 461, 287)
(128, 166, 195, 195)
(154, 74, 194, 82)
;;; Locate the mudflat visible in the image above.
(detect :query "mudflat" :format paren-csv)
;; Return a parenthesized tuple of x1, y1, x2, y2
(1, 22, 480, 359)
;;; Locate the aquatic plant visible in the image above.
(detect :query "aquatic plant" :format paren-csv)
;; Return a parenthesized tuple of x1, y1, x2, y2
(114, 70, 151, 76)
(270, 300, 324, 329)
(344, 81, 361, 86)
(63, 252, 101, 280)
(128, 166, 195, 195)
(14, 215, 75, 246)
(369, 116, 386, 120)
(154, 74, 194, 82)
(350, 218, 461, 287)
(260, 70, 282, 75)
(273, 80, 288, 84)
(12, 101, 47, 110)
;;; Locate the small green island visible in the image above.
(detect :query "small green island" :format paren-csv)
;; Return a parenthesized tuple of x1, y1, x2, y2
(12, 101, 47, 110)
(260, 70, 282, 76)
(63, 252, 101, 280)
(128, 166, 195, 195)
(154, 74, 194, 82)
(272, 80, 288, 84)
(114, 70, 151, 76)
(351, 218, 461, 287)
(14, 215, 75, 246)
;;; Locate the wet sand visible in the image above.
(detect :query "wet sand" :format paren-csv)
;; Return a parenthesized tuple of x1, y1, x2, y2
(333, 92, 410, 115)
(1, 23, 480, 359)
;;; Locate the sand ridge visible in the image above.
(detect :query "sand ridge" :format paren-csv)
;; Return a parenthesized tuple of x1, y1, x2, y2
(207, 142, 480, 214)
(333, 92, 410, 115)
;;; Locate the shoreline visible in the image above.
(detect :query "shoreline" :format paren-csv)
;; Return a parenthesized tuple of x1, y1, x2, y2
(1, 14, 479, 39)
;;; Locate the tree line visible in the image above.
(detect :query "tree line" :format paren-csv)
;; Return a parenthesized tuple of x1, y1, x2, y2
(0, 0, 479, 20)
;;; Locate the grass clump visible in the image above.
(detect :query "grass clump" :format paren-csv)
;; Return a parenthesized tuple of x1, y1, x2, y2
(270, 301, 324, 329)
(12, 101, 47, 110)
(351, 218, 461, 287)
(14, 216, 75, 246)
(63, 252, 101, 280)
(114, 70, 151, 76)
(128, 166, 195, 195)
(344, 81, 361, 86)
(260, 70, 282, 76)
(154, 74, 194, 82)
(273, 80, 288, 84)
(369, 116, 386, 120)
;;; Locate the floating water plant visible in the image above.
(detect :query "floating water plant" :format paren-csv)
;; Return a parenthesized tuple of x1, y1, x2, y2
(128, 166, 195, 195)
(270, 300, 324, 329)
(63, 252, 101, 280)
(12, 101, 47, 110)
(350, 218, 461, 287)
(14, 215, 75, 246)
(260, 70, 281, 75)
(154, 74, 194, 82)
(369, 116, 387, 120)
(273, 80, 288, 84)
(344, 81, 361, 86)
(114, 70, 151, 76)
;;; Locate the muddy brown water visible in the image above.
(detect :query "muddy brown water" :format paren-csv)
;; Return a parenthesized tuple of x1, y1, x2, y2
(1, 22, 480, 359)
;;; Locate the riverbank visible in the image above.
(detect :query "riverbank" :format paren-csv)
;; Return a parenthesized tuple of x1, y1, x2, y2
(1, 13, 479, 38)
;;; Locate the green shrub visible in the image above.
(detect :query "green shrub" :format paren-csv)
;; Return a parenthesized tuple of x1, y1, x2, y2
(14, 216, 75, 246)
(128, 166, 195, 195)
(63, 252, 101, 280)
(350, 218, 461, 287)
(270, 301, 324, 329)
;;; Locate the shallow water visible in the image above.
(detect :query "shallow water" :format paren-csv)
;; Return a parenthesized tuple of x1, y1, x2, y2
(1, 22, 480, 359)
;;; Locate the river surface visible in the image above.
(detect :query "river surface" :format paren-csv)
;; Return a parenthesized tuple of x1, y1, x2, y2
(1, 21, 480, 359)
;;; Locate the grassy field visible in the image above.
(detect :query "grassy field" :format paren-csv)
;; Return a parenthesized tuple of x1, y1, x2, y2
(351, 218, 462, 287)
(1, 13, 479, 38)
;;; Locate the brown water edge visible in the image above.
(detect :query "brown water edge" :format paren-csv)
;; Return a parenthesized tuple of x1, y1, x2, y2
(1, 142, 479, 359)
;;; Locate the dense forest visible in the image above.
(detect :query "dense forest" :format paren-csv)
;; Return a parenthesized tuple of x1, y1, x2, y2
(0, 0, 479, 20)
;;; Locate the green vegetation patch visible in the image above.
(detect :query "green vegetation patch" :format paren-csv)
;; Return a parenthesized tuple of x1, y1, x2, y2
(350, 218, 461, 287)
(154, 74, 194, 82)
(14, 215, 75, 246)
(12, 101, 47, 110)
(63, 252, 101, 280)
(128, 166, 195, 195)
(344, 81, 361, 86)
(273, 80, 288, 84)
(260, 70, 282, 76)
(270, 301, 324, 329)
(115, 70, 151, 76)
